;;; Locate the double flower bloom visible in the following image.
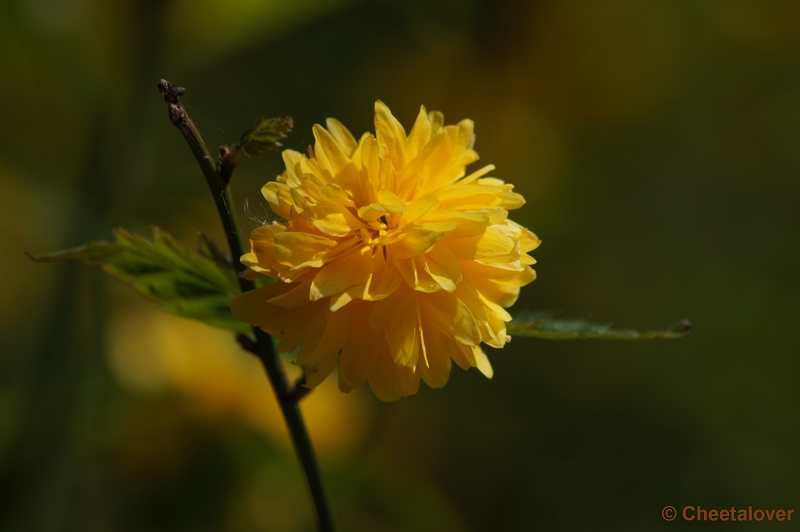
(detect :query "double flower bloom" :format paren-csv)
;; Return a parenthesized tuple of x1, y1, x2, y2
(231, 102, 539, 401)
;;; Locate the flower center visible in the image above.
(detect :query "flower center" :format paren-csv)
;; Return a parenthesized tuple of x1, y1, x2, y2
(360, 214, 405, 254)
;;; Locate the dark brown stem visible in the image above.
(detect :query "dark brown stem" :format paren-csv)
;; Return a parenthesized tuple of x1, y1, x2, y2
(159, 80, 334, 532)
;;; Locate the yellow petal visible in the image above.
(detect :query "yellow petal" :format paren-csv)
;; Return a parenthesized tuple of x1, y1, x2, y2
(249, 223, 285, 243)
(417, 322, 453, 388)
(365, 251, 403, 301)
(416, 125, 479, 191)
(368, 284, 415, 331)
(368, 349, 420, 402)
(446, 226, 517, 260)
(281, 150, 304, 187)
(406, 105, 431, 159)
(329, 279, 369, 311)
(436, 184, 501, 209)
(298, 156, 328, 185)
(419, 291, 481, 346)
(339, 303, 380, 387)
(457, 118, 475, 148)
(374, 100, 407, 170)
(338, 371, 354, 393)
(478, 305, 510, 348)
(452, 277, 507, 349)
(289, 187, 308, 213)
(229, 284, 327, 352)
(390, 226, 446, 259)
(421, 210, 492, 239)
(303, 353, 339, 388)
(498, 190, 525, 210)
(306, 201, 365, 237)
(295, 172, 325, 202)
(318, 183, 355, 208)
(325, 118, 358, 157)
(450, 342, 477, 371)
(378, 188, 406, 207)
(310, 246, 373, 300)
(398, 130, 447, 196)
(419, 243, 462, 292)
(460, 259, 531, 281)
(428, 110, 444, 132)
(352, 133, 380, 194)
(452, 277, 489, 326)
(329, 162, 370, 207)
(272, 232, 337, 267)
(401, 194, 439, 223)
(357, 202, 404, 223)
(479, 290, 513, 322)
(266, 279, 312, 308)
(473, 346, 493, 379)
(459, 164, 496, 185)
(261, 182, 293, 220)
(394, 255, 439, 293)
(243, 223, 286, 273)
(383, 297, 419, 367)
(297, 299, 360, 371)
(413, 256, 442, 292)
(419, 221, 458, 233)
(321, 234, 362, 261)
(313, 124, 351, 175)
(474, 254, 525, 271)
(514, 223, 541, 252)
(377, 154, 397, 193)
(466, 263, 536, 308)
(229, 284, 277, 325)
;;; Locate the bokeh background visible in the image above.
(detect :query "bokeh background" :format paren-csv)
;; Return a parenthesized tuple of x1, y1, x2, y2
(2, 0, 799, 530)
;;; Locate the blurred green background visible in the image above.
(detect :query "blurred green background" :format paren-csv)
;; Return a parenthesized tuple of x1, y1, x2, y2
(2, 0, 799, 530)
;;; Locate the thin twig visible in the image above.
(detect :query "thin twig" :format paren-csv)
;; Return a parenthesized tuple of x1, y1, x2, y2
(158, 80, 335, 532)
(157, 79, 251, 290)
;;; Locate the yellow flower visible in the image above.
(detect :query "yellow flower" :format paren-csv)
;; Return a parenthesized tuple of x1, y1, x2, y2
(230, 102, 540, 401)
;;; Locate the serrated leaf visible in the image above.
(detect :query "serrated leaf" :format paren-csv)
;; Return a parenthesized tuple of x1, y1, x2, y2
(508, 311, 691, 340)
(28, 227, 250, 336)
(237, 116, 293, 158)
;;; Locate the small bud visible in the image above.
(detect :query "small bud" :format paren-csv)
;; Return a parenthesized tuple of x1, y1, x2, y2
(217, 144, 243, 186)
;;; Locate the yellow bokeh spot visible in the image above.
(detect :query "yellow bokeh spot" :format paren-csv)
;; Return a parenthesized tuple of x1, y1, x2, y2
(107, 308, 374, 453)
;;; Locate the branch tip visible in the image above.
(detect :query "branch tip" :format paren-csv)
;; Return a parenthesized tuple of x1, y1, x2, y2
(157, 79, 186, 104)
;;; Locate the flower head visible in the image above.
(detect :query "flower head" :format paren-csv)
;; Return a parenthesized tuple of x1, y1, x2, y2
(230, 102, 540, 401)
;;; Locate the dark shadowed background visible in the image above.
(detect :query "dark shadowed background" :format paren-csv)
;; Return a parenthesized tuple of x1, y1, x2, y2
(2, 0, 799, 530)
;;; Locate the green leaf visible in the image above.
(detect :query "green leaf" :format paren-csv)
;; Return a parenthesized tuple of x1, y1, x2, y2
(28, 228, 250, 336)
(508, 311, 691, 340)
(237, 116, 293, 158)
